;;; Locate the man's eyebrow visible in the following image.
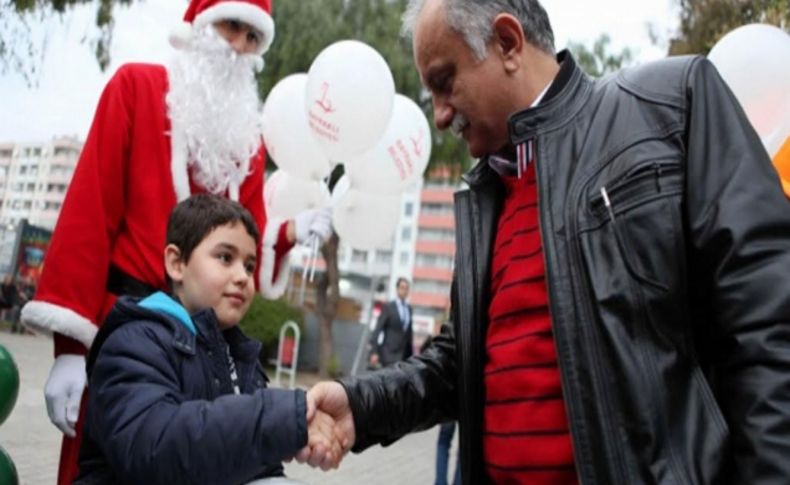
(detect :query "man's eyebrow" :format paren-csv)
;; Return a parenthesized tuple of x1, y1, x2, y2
(425, 65, 451, 90)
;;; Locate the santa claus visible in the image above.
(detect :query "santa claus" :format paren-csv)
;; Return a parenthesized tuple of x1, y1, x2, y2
(20, 1, 331, 483)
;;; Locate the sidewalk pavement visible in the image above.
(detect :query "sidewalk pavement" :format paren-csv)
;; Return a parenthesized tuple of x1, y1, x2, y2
(0, 332, 457, 484)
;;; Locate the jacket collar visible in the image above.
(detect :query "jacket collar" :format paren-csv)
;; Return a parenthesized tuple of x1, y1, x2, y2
(111, 295, 260, 363)
(507, 50, 591, 143)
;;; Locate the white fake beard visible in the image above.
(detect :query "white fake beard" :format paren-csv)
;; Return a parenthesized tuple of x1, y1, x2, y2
(166, 28, 264, 195)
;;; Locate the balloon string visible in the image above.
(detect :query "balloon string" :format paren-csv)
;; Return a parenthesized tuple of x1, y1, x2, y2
(308, 235, 319, 283)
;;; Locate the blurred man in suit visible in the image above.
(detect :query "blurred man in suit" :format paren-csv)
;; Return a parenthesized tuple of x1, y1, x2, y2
(369, 278, 413, 367)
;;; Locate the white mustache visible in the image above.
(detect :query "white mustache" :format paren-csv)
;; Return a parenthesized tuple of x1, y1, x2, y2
(450, 113, 468, 138)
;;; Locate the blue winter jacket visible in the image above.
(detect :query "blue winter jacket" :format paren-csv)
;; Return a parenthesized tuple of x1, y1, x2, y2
(75, 293, 307, 484)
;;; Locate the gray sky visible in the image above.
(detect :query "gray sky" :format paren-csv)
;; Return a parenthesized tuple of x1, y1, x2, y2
(0, 0, 679, 143)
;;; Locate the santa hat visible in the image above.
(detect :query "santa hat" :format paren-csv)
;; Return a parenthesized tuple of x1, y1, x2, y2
(169, 0, 275, 56)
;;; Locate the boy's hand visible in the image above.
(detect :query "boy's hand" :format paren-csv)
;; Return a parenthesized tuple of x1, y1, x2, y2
(303, 410, 343, 470)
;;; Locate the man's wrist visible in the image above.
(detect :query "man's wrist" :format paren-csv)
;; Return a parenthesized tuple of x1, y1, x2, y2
(286, 220, 296, 244)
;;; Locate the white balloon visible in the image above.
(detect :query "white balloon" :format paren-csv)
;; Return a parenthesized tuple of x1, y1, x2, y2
(332, 186, 401, 250)
(264, 170, 330, 220)
(345, 94, 432, 195)
(708, 24, 790, 155)
(305, 40, 395, 161)
(262, 74, 332, 180)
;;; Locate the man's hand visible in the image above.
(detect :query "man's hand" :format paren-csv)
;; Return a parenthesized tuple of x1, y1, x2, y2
(44, 354, 87, 437)
(294, 382, 356, 469)
(301, 410, 343, 471)
(368, 353, 379, 367)
(292, 207, 333, 244)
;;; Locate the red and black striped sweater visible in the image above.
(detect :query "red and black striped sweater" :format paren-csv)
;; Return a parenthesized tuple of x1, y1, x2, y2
(483, 161, 578, 484)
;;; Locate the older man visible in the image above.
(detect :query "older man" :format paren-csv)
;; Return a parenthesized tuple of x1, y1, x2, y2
(21, 1, 332, 482)
(306, 0, 790, 483)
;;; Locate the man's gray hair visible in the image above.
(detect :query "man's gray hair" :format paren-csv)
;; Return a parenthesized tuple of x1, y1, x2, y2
(402, 0, 555, 61)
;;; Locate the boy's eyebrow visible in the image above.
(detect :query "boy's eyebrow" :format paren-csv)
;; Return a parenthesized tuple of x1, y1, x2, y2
(214, 242, 238, 252)
(215, 242, 257, 261)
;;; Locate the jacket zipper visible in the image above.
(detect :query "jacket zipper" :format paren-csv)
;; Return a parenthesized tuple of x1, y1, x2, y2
(531, 137, 599, 483)
(588, 160, 681, 217)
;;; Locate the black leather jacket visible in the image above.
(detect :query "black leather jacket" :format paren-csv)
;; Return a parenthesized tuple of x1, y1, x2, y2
(340, 53, 790, 484)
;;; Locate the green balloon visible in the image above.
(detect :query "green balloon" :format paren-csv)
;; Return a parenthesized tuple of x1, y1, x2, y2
(0, 445, 18, 485)
(0, 344, 19, 426)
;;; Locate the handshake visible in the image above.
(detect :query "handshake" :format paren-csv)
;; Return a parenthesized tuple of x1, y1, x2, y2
(291, 382, 356, 471)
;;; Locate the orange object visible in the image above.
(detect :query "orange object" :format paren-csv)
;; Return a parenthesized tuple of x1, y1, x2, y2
(774, 135, 790, 197)
(281, 335, 295, 366)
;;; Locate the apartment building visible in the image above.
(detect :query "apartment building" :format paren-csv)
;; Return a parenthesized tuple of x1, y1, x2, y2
(409, 177, 455, 322)
(292, 170, 461, 328)
(0, 138, 81, 230)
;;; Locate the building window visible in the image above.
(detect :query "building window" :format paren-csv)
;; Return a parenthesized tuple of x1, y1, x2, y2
(351, 249, 367, 263)
(23, 200, 32, 210)
(404, 201, 414, 217)
(401, 227, 412, 242)
(421, 202, 453, 216)
(399, 251, 410, 265)
(18, 165, 27, 175)
(375, 250, 392, 264)
(26, 183, 35, 192)
(418, 228, 455, 242)
(416, 253, 453, 269)
(413, 279, 451, 294)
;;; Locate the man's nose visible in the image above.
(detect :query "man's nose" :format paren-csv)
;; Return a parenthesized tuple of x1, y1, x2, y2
(229, 36, 249, 54)
(433, 98, 453, 131)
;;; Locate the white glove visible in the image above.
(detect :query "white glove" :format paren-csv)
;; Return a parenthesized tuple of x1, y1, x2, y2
(294, 207, 333, 244)
(44, 354, 87, 437)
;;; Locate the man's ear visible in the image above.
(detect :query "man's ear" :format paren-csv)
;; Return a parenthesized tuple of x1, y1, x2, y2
(164, 244, 185, 283)
(492, 13, 525, 73)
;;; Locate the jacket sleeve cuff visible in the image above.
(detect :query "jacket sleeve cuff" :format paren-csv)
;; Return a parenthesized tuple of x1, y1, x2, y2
(54, 333, 89, 357)
(21, 300, 97, 349)
(259, 387, 307, 461)
(336, 377, 376, 453)
(259, 218, 292, 299)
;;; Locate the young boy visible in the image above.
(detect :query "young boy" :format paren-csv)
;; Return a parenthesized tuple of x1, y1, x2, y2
(75, 194, 338, 484)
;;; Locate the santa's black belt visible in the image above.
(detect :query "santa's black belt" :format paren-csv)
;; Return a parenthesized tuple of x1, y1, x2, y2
(106, 265, 158, 298)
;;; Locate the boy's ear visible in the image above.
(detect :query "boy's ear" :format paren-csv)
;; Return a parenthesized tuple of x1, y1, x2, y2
(164, 244, 185, 283)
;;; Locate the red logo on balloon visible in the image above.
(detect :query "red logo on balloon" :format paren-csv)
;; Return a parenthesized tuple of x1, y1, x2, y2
(411, 129, 425, 157)
(315, 82, 335, 114)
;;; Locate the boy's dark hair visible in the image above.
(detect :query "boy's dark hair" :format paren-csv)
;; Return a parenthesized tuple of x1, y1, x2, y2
(166, 193, 260, 266)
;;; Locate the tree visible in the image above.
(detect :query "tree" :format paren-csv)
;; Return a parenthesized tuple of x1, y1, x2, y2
(259, 0, 469, 377)
(568, 33, 634, 78)
(1, 0, 133, 81)
(669, 0, 789, 55)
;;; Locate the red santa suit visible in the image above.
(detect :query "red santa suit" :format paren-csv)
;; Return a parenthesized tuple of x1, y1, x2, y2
(22, 62, 291, 483)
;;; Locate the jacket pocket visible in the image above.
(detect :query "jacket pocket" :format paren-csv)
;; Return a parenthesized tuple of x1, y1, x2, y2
(585, 159, 685, 292)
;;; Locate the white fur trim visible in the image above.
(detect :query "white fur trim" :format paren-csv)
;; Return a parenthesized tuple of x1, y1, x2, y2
(21, 301, 97, 349)
(193, 3, 275, 55)
(168, 22, 194, 50)
(259, 217, 290, 298)
(169, 116, 192, 202)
